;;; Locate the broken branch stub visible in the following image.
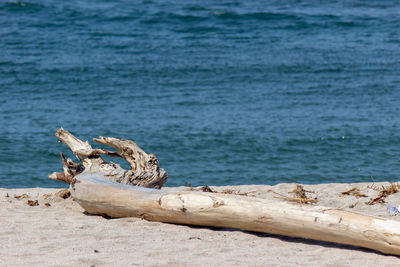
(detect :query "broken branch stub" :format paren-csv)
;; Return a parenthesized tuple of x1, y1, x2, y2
(48, 128, 168, 189)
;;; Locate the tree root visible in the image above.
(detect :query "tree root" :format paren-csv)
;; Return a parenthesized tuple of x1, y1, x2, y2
(49, 128, 168, 189)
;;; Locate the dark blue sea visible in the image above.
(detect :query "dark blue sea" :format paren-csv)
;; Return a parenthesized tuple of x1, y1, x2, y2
(1, 0, 400, 188)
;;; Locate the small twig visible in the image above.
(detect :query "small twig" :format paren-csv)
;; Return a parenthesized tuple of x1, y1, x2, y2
(340, 187, 368, 198)
(189, 186, 254, 196)
(367, 176, 380, 191)
(61, 152, 74, 177)
(49, 152, 85, 184)
(220, 189, 255, 196)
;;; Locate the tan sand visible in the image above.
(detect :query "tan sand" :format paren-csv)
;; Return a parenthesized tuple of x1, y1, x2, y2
(1, 182, 400, 266)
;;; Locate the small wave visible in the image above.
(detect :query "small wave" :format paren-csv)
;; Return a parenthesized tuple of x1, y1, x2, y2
(182, 5, 209, 12)
(174, 25, 223, 34)
(140, 11, 208, 24)
(213, 11, 300, 22)
(2, 1, 45, 12)
(140, 10, 304, 25)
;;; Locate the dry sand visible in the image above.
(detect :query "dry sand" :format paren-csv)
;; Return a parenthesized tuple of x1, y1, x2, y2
(1, 182, 400, 266)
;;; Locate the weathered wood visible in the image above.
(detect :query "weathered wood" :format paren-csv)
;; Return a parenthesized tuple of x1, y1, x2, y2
(70, 172, 400, 256)
(49, 129, 400, 255)
(49, 128, 168, 189)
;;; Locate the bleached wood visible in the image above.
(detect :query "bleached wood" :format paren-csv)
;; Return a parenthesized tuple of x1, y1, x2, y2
(49, 128, 168, 188)
(70, 172, 400, 256)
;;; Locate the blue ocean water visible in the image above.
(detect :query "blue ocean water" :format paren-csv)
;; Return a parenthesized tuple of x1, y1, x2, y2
(1, 0, 400, 188)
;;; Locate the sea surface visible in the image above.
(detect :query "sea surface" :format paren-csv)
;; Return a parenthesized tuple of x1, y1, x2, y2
(1, 0, 400, 188)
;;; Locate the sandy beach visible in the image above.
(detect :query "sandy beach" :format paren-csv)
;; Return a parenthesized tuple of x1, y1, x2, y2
(1, 182, 400, 266)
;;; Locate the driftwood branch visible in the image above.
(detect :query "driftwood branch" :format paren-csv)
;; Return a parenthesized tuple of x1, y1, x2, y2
(49, 129, 400, 256)
(49, 128, 168, 189)
(69, 173, 400, 256)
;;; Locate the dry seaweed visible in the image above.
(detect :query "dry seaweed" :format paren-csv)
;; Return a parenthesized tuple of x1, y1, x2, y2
(44, 202, 51, 207)
(200, 186, 216, 193)
(366, 183, 400, 205)
(288, 184, 315, 199)
(43, 193, 53, 199)
(27, 200, 39, 206)
(268, 184, 318, 204)
(56, 189, 71, 199)
(220, 189, 252, 196)
(5, 193, 9, 198)
(189, 186, 215, 192)
(14, 194, 30, 200)
(268, 189, 318, 204)
(340, 187, 368, 198)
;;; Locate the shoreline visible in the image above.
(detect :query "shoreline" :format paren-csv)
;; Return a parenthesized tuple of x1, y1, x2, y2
(1, 182, 400, 266)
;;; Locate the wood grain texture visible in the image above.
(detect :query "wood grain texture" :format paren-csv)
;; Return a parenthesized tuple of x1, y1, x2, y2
(49, 128, 167, 188)
(70, 172, 400, 256)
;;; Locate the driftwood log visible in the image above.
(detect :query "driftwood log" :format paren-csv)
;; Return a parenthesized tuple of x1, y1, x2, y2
(49, 128, 167, 188)
(49, 129, 400, 256)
